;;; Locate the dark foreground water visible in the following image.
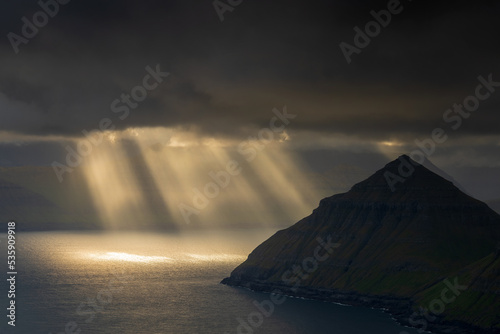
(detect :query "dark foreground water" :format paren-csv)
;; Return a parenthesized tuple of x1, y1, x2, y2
(0, 230, 420, 334)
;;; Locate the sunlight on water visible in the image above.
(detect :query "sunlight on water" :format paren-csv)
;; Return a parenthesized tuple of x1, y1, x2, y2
(84, 251, 245, 263)
(87, 252, 174, 263)
(0, 231, 421, 334)
(184, 253, 246, 262)
(46, 230, 276, 270)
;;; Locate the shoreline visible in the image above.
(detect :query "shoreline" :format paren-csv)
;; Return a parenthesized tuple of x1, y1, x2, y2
(220, 277, 496, 334)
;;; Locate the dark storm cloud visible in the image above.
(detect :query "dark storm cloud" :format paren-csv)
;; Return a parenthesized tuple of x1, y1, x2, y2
(0, 0, 499, 140)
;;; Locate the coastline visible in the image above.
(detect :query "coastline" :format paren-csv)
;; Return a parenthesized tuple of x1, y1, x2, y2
(220, 277, 496, 334)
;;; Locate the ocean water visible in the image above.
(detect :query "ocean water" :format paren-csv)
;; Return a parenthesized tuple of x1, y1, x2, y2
(0, 230, 420, 334)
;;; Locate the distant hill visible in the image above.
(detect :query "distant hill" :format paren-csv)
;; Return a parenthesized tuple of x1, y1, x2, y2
(222, 155, 500, 333)
(0, 163, 373, 231)
(0, 178, 98, 230)
(487, 199, 500, 215)
(0, 166, 99, 230)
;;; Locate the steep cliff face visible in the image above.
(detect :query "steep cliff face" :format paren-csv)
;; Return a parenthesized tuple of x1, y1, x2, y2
(222, 155, 500, 333)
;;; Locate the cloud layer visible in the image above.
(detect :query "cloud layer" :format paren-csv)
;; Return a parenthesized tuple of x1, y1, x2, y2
(0, 0, 499, 141)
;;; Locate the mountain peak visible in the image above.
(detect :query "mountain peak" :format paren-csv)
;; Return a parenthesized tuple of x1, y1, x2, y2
(349, 154, 457, 195)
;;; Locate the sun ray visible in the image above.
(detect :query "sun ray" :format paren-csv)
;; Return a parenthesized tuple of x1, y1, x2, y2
(80, 127, 321, 229)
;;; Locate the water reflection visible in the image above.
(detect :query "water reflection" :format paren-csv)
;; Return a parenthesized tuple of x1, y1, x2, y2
(0, 230, 422, 334)
(87, 252, 173, 263)
(84, 251, 245, 263)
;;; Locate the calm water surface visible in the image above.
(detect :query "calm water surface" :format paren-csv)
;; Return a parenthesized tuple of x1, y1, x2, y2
(0, 230, 420, 334)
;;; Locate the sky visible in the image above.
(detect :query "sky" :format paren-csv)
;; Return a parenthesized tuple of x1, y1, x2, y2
(0, 0, 499, 214)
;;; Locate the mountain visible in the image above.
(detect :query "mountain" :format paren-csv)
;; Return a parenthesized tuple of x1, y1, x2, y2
(0, 166, 99, 230)
(486, 199, 500, 215)
(0, 178, 97, 230)
(222, 155, 500, 333)
(0, 163, 371, 230)
(420, 156, 470, 195)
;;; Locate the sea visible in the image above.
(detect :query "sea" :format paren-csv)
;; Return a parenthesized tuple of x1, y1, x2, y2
(0, 229, 421, 334)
